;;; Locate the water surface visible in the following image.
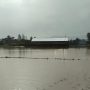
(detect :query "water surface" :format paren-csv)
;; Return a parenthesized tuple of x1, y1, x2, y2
(0, 48, 90, 90)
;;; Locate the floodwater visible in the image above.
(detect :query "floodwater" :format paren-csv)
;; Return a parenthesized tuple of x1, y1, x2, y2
(0, 48, 90, 90)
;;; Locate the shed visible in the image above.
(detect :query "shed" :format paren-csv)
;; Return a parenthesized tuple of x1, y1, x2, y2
(31, 38, 69, 48)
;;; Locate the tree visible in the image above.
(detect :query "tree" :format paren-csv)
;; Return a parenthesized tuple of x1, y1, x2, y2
(22, 34, 25, 40)
(1, 35, 15, 45)
(87, 33, 90, 41)
(6, 35, 14, 41)
(74, 38, 80, 45)
(87, 33, 90, 45)
(18, 34, 21, 41)
(30, 36, 33, 42)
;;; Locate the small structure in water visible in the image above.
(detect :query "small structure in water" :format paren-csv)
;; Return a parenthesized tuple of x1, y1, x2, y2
(31, 38, 69, 48)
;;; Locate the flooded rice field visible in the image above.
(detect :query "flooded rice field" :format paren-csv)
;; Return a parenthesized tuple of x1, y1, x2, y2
(0, 48, 90, 90)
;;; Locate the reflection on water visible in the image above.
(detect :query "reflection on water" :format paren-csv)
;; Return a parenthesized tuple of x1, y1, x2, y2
(86, 48, 90, 55)
(0, 48, 90, 90)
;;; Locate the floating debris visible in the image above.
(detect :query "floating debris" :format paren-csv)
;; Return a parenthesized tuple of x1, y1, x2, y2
(0, 56, 81, 61)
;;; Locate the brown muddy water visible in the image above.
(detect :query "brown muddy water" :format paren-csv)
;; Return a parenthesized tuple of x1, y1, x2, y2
(0, 48, 90, 90)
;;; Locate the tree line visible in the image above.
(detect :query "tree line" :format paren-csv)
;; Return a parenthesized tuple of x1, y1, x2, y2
(0, 34, 33, 47)
(0, 33, 90, 47)
(69, 33, 90, 47)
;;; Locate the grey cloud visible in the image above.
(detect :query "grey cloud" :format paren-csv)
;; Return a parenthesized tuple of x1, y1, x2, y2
(0, 0, 90, 39)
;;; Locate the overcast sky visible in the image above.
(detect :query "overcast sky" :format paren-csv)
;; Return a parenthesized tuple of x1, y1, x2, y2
(0, 0, 90, 39)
